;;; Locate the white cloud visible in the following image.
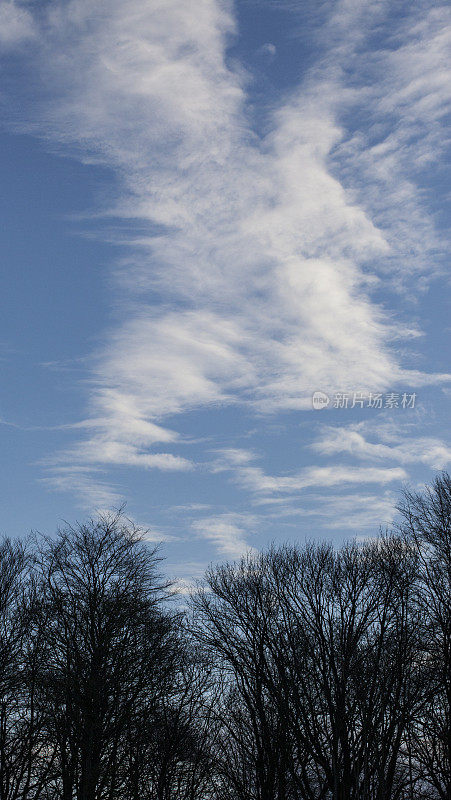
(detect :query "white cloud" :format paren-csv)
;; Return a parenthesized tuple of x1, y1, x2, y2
(64, 439, 193, 471)
(3, 0, 449, 507)
(215, 448, 407, 499)
(240, 464, 407, 493)
(258, 42, 276, 58)
(213, 448, 256, 466)
(281, 491, 398, 531)
(326, 3, 451, 284)
(313, 424, 451, 469)
(0, 2, 35, 47)
(191, 512, 257, 557)
(42, 466, 123, 510)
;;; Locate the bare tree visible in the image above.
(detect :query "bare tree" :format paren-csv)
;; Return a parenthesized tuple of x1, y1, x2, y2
(192, 554, 298, 800)
(122, 630, 218, 800)
(192, 536, 425, 800)
(0, 537, 55, 800)
(397, 472, 451, 800)
(0, 477, 448, 800)
(267, 537, 425, 800)
(33, 511, 176, 800)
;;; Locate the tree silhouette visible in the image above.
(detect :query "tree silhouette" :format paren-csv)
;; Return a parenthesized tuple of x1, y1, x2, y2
(0, 475, 448, 800)
(397, 472, 451, 800)
(32, 511, 176, 800)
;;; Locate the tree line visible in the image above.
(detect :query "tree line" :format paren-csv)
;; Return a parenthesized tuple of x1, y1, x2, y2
(0, 473, 449, 800)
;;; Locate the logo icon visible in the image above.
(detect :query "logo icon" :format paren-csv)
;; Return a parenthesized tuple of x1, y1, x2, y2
(312, 391, 330, 410)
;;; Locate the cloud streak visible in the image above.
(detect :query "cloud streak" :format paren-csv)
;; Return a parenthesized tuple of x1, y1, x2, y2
(313, 423, 451, 470)
(191, 512, 257, 557)
(214, 447, 407, 496)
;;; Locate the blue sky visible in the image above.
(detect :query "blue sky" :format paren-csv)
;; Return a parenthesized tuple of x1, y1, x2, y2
(0, 0, 450, 588)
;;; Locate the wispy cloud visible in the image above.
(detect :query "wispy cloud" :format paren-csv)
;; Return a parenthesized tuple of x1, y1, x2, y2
(41, 466, 123, 510)
(323, 2, 451, 285)
(313, 423, 451, 470)
(214, 447, 407, 498)
(277, 491, 399, 531)
(191, 512, 257, 557)
(2, 0, 449, 524)
(0, 1, 35, 48)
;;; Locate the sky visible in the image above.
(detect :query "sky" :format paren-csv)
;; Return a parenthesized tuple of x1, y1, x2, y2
(0, 0, 450, 588)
